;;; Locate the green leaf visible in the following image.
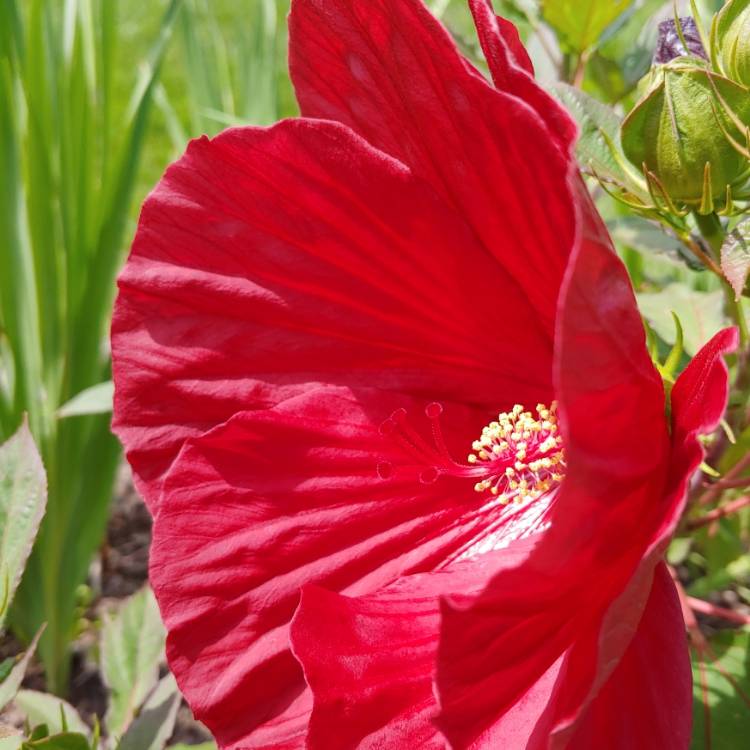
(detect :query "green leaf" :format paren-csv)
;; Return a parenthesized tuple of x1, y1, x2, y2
(12, 691, 88, 737)
(57, 382, 113, 419)
(585, 0, 663, 101)
(22, 733, 91, 750)
(637, 284, 727, 356)
(691, 630, 750, 749)
(689, 554, 750, 597)
(115, 674, 181, 750)
(719, 423, 750, 472)
(0, 627, 43, 711)
(552, 83, 632, 186)
(721, 218, 750, 299)
(102, 587, 166, 738)
(542, 0, 633, 52)
(0, 420, 46, 630)
(667, 536, 692, 565)
(608, 216, 705, 270)
(660, 312, 685, 382)
(0, 658, 13, 683)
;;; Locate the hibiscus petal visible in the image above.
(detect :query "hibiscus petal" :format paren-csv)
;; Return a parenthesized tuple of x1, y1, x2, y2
(468, 0, 533, 78)
(290, 542, 537, 750)
(671, 326, 738, 449)
(466, 0, 575, 150)
(289, 0, 576, 327)
(290, 578, 446, 750)
(564, 563, 692, 749)
(150, 386, 525, 749)
(435, 182, 672, 747)
(112, 119, 553, 510)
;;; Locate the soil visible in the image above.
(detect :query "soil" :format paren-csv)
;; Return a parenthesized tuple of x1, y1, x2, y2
(0, 465, 213, 746)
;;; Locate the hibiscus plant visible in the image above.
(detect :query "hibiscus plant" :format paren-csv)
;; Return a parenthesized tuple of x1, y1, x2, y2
(109, 0, 750, 747)
(3, 0, 750, 748)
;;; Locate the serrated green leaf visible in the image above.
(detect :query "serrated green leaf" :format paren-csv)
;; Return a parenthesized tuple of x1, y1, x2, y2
(0, 421, 46, 630)
(102, 587, 166, 739)
(57, 382, 113, 419)
(115, 674, 180, 750)
(542, 0, 633, 52)
(637, 284, 728, 355)
(691, 630, 750, 748)
(13, 691, 88, 738)
(721, 218, 750, 299)
(552, 83, 632, 186)
(0, 625, 43, 712)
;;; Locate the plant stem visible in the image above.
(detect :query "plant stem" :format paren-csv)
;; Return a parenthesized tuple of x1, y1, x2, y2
(687, 495, 750, 529)
(694, 441, 750, 516)
(693, 212, 725, 256)
(687, 596, 750, 626)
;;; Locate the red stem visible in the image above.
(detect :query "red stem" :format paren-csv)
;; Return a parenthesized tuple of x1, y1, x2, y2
(707, 476, 750, 490)
(687, 596, 750, 626)
(687, 495, 750, 530)
(698, 453, 750, 507)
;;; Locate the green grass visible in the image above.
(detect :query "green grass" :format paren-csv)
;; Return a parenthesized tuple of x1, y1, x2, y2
(0, 0, 307, 696)
(0, 0, 180, 693)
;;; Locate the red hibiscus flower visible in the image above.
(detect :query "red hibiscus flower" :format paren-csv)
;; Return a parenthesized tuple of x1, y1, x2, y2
(111, 0, 736, 748)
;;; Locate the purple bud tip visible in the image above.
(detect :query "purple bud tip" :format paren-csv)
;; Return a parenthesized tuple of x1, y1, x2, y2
(654, 17, 708, 64)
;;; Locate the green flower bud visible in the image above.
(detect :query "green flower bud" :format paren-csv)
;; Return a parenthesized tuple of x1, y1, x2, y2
(714, 0, 750, 87)
(621, 61, 750, 211)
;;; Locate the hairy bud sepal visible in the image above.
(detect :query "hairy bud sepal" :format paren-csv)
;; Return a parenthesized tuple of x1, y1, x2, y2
(621, 61, 750, 213)
(713, 0, 750, 88)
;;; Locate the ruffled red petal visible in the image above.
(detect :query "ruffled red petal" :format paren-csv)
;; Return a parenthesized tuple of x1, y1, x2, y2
(466, 0, 575, 151)
(468, 0, 533, 77)
(565, 563, 692, 749)
(289, 0, 576, 331)
(112, 119, 554, 511)
(290, 541, 538, 750)
(670, 326, 738, 481)
(151, 386, 546, 749)
(435, 181, 673, 747)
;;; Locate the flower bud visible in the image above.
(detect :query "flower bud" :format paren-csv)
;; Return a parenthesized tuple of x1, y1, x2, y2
(621, 61, 750, 210)
(654, 17, 707, 64)
(714, 0, 750, 87)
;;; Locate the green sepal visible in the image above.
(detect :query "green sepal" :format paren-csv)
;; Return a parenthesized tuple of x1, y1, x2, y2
(713, 0, 750, 87)
(621, 62, 750, 211)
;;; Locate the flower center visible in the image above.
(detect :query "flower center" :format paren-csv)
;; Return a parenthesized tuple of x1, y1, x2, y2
(378, 401, 565, 504)
(467, 402, 565, 504)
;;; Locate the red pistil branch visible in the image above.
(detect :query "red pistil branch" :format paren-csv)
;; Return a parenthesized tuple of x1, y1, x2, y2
(687, 495, 750, 530)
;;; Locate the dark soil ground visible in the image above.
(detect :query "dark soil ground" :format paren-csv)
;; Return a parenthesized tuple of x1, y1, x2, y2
(0, 467, 213, 746)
